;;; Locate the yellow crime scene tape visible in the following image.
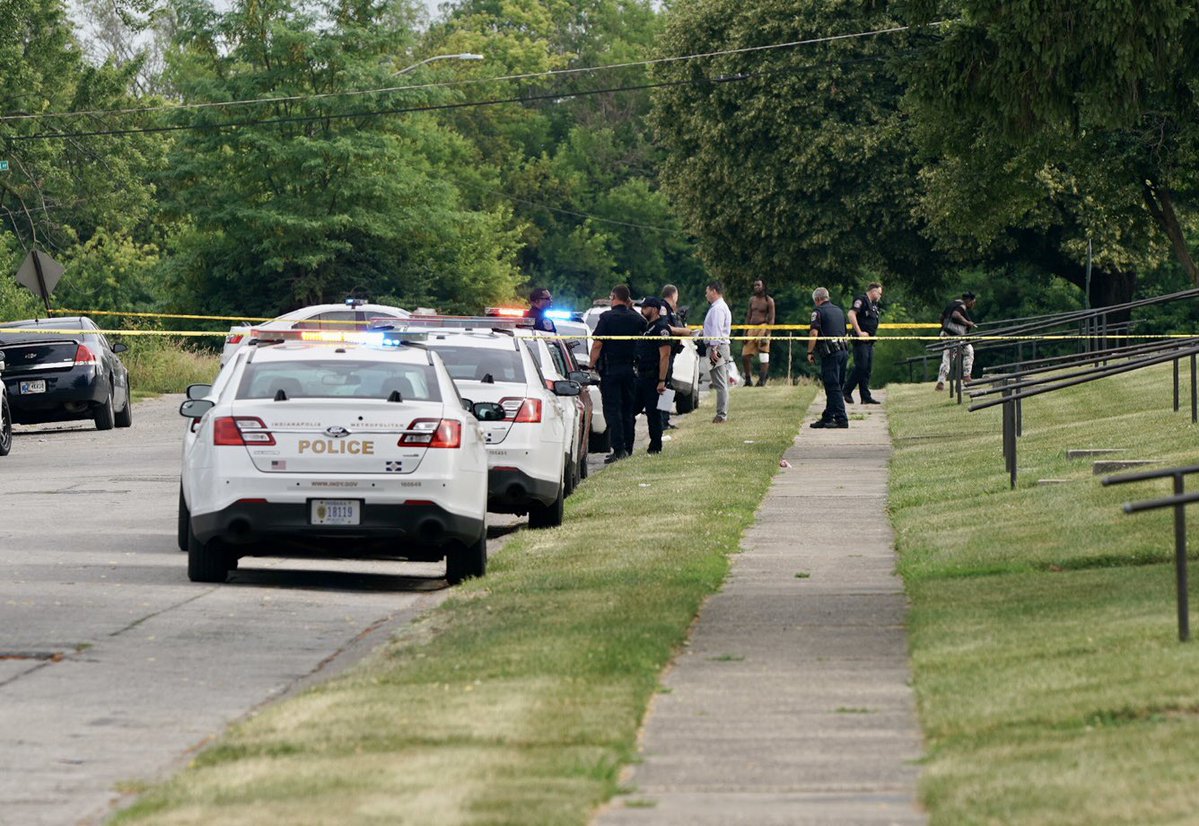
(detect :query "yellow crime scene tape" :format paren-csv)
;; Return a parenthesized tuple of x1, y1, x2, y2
(13, 308, 1196, 341)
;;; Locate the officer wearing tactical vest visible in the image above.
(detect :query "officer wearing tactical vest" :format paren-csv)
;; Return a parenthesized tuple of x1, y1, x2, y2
(589, 284, 647, 463)
(807, 287, 850, 429)
(844, 281, 883, 405)
(635, 297, 674, 455)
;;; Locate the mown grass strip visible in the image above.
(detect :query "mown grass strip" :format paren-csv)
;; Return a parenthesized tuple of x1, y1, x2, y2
(888, 365, 1199, 825)
(114, 384, 814, 825)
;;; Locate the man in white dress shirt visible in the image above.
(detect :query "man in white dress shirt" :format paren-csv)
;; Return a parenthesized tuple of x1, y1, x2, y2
(702, 281, 732, 423)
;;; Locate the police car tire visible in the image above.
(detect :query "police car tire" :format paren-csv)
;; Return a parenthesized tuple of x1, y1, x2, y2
(114, 385, 133, 428)
(588, 428, 611, 454)
(528, 482, 565, 529)
(578, 452, 589, 480)
(446, 531, 487, 584)
(187, 524, 231, 583)
(177, 486, 189, 552)
(94, 385, 116, 431)
(564, 452, 576, 497)
(676, 383, 696, 414)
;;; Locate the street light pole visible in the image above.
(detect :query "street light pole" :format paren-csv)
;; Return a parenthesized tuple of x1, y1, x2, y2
(392, 53, 484, 76)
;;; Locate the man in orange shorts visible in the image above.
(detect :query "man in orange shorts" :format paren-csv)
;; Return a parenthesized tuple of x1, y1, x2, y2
(742, 278, 776, 386)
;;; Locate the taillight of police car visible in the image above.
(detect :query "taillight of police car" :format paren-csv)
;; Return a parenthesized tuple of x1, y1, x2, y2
(213, 416, 277, 446)
(498, 397, 542, 423)
(398, 419, 462, 448)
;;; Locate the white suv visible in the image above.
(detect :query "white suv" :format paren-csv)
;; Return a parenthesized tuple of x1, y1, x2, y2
(178, 336, 497, 584)
(391, 325, 581, 528)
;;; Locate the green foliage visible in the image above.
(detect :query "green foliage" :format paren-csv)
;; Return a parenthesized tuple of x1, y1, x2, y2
(158, 0, 524, 316)
(653, 0, 946, 304)
(57, 229, 161, 311)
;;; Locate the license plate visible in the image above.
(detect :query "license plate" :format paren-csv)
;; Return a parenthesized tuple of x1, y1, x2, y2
(310, 499, 361, 526)
(19, 380, 46, 394)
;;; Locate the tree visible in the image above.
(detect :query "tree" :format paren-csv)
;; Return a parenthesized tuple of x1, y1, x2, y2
(652, 0, 946, 301)
(159, 0, 524, 315)
(901, 0, 1199, 306)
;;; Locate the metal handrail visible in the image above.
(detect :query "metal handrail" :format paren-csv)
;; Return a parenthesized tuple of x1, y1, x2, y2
(1103, 466, 1199, 641)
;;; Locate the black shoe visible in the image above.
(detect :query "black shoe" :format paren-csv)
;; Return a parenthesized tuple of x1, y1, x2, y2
(604, 450, 629, 464)
(833, 421, 849, 428)
(647, 447, 662, 455)
(664, 423, 679, 430)
(861, 397, 881, 405)
(809, 420, 832, 429)
(843, 394, 854, 404)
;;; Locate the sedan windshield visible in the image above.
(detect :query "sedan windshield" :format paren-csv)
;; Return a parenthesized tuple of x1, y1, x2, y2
(236, 360, 441, 401)
(425, 345, 525, 384)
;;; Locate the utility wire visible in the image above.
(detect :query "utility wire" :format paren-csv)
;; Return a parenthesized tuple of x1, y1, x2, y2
(0, 21, 949, 124)
(7, 55, 888, 142)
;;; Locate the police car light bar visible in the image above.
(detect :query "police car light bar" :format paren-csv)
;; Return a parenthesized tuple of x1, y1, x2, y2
(249, 328, 386, 346)
(485, 307, 526, 318)
(381, 314, 533, 329)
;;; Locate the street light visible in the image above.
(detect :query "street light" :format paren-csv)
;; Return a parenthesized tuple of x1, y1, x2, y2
(392, 53, 484, 76)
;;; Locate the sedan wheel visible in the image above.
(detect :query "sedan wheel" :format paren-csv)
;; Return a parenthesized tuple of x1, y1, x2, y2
(446, 530, 487, 584)
(187, 522, 232, 583)
(0, 393, 11, 457)
(114, 384, 133, 428)
(94, 384, 115, 431)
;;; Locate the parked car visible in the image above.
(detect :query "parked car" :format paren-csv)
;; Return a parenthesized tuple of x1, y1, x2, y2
(178, 333, 497, 584)
(0, 317, 132, 430)
(386, 320, 581, 528)
(518, 331, 593, 494)
(220, 300, 411, 366)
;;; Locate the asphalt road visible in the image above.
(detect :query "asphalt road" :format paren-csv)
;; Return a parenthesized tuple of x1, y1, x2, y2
(0, 395, 612, 825)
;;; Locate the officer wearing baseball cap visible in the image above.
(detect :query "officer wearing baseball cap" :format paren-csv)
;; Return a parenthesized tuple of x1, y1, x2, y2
(636, 297, 673, 454)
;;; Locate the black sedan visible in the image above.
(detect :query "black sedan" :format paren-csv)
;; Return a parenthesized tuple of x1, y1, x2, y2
(0, 317, 132, 430)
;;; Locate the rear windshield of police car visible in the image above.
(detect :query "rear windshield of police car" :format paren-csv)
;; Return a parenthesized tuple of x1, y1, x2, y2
(236, 360, 441, 402)
(424, 345, 525, 384)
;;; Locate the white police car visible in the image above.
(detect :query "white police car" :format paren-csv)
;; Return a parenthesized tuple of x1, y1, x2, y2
(384, 320, 581, 527)
(178, 330, 500, 584)
(220, 300, 411, 366)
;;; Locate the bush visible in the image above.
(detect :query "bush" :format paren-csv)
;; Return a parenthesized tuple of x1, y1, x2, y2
(122, 335, 220, 396)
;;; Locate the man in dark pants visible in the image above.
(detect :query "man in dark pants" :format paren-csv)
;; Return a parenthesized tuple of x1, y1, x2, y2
(807, 287, 850, 429)
(844, 281, 882, 405)
(635, 297, 674, 454)
(589, 284, 646, 463)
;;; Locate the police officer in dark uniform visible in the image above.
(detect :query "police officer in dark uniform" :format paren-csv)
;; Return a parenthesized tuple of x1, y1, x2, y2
(636, 297, 674, 454)
(589, 284, 646, 462)
(844, 281, 882, 405)
(525, 287, 557, 334)
(659, 284, 689, 431)
(806, 287, 850, 429)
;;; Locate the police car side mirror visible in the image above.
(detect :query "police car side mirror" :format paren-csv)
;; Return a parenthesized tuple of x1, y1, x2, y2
(111, 342, 129, 354)
(179, 399, 214, 419)
(186, 383, 212, 400)
(472, 401, 506, 422)
(567, 370, 591, 385)
(552, 380, 582, 397)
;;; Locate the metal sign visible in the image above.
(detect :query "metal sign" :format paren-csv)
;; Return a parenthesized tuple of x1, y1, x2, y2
(0, 161, 8, 172)
(14, 249, 64, 311)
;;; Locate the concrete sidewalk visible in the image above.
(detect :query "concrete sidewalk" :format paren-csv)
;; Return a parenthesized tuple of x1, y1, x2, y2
(596, 391, 926, 825)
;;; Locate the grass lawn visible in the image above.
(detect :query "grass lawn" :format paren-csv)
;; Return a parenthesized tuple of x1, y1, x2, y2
(113, 384, 815, 825)
(124, 336, 220, 399)
(888, 364, 1199, 825)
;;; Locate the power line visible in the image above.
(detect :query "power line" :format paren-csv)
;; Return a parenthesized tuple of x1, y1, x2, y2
(0, 21, 949, 125)
(6, 55, 889, 142)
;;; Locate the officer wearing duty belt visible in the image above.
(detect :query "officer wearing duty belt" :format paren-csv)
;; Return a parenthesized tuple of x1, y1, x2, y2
(589, 284, 646, 463)
(844, 281, 882, 405)
(635, 297, 673, 455)
(807, 287, 850, 429)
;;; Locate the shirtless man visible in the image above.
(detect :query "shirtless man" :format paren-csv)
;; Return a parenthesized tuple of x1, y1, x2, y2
(742, 279, 776, 387)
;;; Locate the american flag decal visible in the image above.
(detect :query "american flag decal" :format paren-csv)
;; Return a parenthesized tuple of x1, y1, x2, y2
(385, 461, 403, 472)
(271, 460, 287, 470)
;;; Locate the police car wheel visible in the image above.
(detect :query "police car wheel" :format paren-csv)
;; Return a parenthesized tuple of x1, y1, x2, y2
(187, 523, 232, 583)
(588, 428, 610, 454)
(528, 482, 565, 529)
(177, 485, 189, 552)
(446, 531, 487, 584)
(564, 452, 576, 497)
(578, 452, 589, 480)
(0, 393, 11, 457)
